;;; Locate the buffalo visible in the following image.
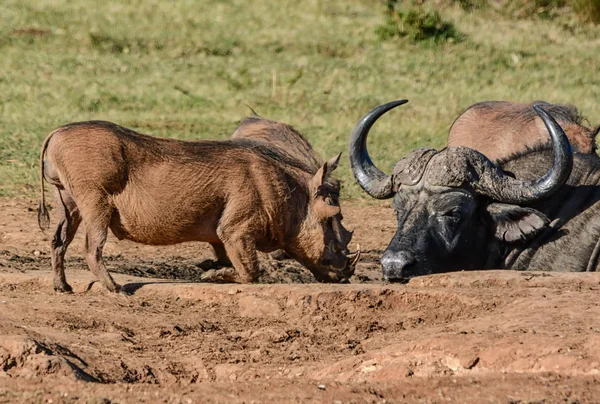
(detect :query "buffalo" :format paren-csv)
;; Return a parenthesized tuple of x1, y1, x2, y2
(448, 100, 599, 161)
(349, 100, 600, 281)
(38, 120, 359, 293)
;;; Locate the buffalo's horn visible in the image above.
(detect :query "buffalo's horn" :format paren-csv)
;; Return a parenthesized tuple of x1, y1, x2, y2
(474, 104, 573, 204)
(349, 99, 409, 199)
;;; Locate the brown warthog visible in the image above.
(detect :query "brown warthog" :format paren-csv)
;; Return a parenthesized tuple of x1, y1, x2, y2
(448, 101, 599, 161)
(37, 121, 358, 293)
(231, 115, 354, 260)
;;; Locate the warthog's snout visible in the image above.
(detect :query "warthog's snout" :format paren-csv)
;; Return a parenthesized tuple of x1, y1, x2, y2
(315, 245, 361, 283)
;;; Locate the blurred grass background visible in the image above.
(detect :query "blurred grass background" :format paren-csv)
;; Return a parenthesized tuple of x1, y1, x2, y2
(1, 0, 599, 200)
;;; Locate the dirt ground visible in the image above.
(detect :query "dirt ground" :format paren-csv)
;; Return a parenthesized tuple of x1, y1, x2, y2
(2, 197, 600, 403)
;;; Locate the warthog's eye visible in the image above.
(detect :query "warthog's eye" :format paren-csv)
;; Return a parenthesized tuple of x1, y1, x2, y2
(326, 197, 337, 206)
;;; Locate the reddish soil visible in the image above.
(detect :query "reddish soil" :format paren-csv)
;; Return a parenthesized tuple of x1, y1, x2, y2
(1, 197, 600, 403)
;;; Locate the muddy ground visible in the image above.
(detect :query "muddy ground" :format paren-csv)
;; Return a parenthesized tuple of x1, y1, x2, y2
(1, 197, 600, 403)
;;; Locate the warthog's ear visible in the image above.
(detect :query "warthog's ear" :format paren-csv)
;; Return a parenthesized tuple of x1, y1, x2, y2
(484, 202, 550, 243)
(312, 153, 342, 188)
(326, 153, 341, 172)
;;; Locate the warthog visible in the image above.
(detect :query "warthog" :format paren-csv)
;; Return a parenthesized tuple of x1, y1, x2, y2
(232, 115, 354, 260)
(38, 121, 359, 293)
(448, 100, 599, 161)
(350, 100, 600, 281)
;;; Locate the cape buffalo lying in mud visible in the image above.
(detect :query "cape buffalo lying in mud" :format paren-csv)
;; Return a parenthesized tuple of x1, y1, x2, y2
(349, 99, 600, 281)
(448, 101, 599, 161)
(232, 115, 354, 260)
(37, 121, 359, 293)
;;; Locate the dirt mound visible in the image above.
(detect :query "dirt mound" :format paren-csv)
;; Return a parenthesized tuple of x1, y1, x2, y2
(0, 334, 97, 382)
(1, 270, 600, 401)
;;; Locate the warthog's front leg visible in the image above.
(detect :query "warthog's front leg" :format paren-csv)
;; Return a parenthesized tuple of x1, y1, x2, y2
(202, 229, 260, 283)
(50, 189, 81, 293)
(221, 236, 260, 283)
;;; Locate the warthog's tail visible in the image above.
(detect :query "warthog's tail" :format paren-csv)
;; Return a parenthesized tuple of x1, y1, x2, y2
(37, 129, 58, 231)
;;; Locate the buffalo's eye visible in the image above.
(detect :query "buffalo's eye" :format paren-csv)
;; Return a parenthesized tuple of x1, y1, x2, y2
(434, 209, 463, 249)
(439, 208, 461, 220)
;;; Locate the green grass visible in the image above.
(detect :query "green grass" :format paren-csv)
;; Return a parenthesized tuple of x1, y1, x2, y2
(376, 6, 464, 43)
(1, 0, 599, 201)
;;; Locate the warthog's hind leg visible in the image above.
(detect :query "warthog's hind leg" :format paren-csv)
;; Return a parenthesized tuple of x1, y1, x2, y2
(50, 188, 81, 293)
(198, 243, 232, 277)
(80, 197, 120, 293)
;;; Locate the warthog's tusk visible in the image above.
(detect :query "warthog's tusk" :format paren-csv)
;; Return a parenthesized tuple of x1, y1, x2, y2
(339, 244, 361, 281)
(350, 244, 361, 267)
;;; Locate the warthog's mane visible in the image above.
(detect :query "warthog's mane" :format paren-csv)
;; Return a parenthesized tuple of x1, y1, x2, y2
(235, 115, 324, 173)
(232, 138, 321, 175)
(234, 116, 339, 190)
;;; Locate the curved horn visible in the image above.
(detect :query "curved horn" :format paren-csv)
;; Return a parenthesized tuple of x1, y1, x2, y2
(475, 104, 573, 203)
(348, 99, 409, 199)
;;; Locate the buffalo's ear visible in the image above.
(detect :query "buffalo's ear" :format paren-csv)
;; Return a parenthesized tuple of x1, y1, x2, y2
(484, 202, 549, 243)
(311, 153, 341, 188)
(592, 125, 600, 153)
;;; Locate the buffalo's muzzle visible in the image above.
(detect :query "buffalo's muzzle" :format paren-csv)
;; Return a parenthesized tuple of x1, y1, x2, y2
(381, 251, 416, 282)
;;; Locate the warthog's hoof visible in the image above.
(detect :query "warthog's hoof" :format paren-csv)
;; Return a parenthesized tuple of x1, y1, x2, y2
(201, 268, 238, 283)
(53, 283, 73, 294)
(89, 281, 125, 294)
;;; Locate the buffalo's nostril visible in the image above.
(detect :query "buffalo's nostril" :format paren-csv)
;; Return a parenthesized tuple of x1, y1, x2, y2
(380, 251, 416, 282)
